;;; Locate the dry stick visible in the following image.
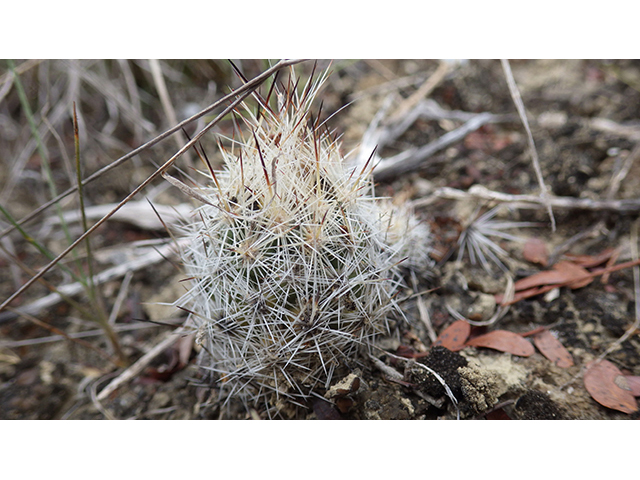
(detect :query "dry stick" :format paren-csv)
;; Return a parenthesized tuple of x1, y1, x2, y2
(501, 59, 556, 231)
(96, 330, 184, 402)
(414, 184, 640, 212)
(388, 60, 449, 123)
(107, 270, 133, 326)
(0, 60, 300, 315)
(416, 294, 437, 343)
(607, 143, 640, 199)
(0, 239, 188, 323)
(0, 59, 302, 242)
(4, 307, 117, 364)
(373, 112, 496, 181)
(0, 321, 163, 348)
(546, 223, 604, 267)
(149, 59, 192, 167)
(117, 59, 145, 144)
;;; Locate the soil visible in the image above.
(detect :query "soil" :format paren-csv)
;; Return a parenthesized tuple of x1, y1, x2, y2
(1, 59, 640, 420)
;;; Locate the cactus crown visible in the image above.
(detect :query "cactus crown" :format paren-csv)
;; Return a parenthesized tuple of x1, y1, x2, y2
(177, 68, 421, 417)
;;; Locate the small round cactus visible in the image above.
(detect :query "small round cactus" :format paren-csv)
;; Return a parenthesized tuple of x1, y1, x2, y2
(176, 69, 428, 416)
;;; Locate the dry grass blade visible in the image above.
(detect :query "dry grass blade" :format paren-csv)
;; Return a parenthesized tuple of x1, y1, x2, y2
(388, 61, 449, 122)
(96, 330, 184, 402)
(0, 239, 188, 323)
(149, 59, 192, 166)
(4, 307, 116, 365)
(0, 59, 303, 242)
(0, 60, 301, 315)
(501, 59, 556, 231)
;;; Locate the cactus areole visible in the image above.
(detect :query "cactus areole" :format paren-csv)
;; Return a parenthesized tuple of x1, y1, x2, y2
(176, 69, 423, 416)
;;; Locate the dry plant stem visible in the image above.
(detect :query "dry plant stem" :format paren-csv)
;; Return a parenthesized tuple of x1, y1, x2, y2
(0, 321, 162, 348)
(547, 223, 605, 266)
(388, 61, 449, 123)
(501, 59, 556, 231)
(373, 112, 496, 181)
(5, 307, 117, 365)
(0, 60, 301, 315)
(371, 350, 460, 419)
(149, 59, 192, 167)
(0, 239, 107, 325)
(96, 330, 184, 402)
(607, 143, 640, 199)
(107, 271, 133, 326)
(0, 70, 15, 105)
(90, 372, 119, 420)
(380, 100, 512, 148)
(0, 59, 302, 242)
(116, 59, 145, 144)
(416, 294, 437, 343)
(415, 184, 640, 212)
(0, 60, 44, 103)
(0, 238, 188, 323)
(589, 117, 640, 141)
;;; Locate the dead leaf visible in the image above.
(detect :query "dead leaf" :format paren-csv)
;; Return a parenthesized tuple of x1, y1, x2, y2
(512, 260, 591, 292)
(495, 287, 544, 305)
(553, 260, 592, 289)
(532, 330, 574, 368)
(523, 237, 549, 266)
(584, 360, 638, 414)
(563, 248, 618, 268)
(623, 376, 640, 397)
(498, 255, 640, 306)
(465, 330, 535, 357)
(433, 320, 471, 352)
(513, 269, 570, 291)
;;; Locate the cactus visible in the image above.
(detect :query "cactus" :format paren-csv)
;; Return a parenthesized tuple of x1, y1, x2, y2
(176, 69, 429, 416)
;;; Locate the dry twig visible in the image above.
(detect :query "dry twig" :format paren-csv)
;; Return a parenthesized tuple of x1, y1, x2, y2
(96, 330, 185, 402)
(414, 184, 640, 213)
(501, 59, 556, 231)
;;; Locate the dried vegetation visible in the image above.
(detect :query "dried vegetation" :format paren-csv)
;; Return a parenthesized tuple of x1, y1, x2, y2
(1, 59, 640, 419)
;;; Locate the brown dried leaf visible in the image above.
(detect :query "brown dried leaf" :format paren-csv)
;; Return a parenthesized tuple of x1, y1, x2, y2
(533, 330, 574, 368)
(523, 237, 549, 266)
(433, 320, 471, 352)
(495, 287, 545, 305)
(584, 360, 638, 414)
(563, 248, 618, 268)
(512, 260, 592, 292)
(513, 270, 571, 292)
(553, 260, 592, 289)
(465, 330, 535, 357)
(623, 376, 640, 397)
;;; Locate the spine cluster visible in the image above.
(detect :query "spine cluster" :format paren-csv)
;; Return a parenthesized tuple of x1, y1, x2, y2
(177, 71, 427, 416)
